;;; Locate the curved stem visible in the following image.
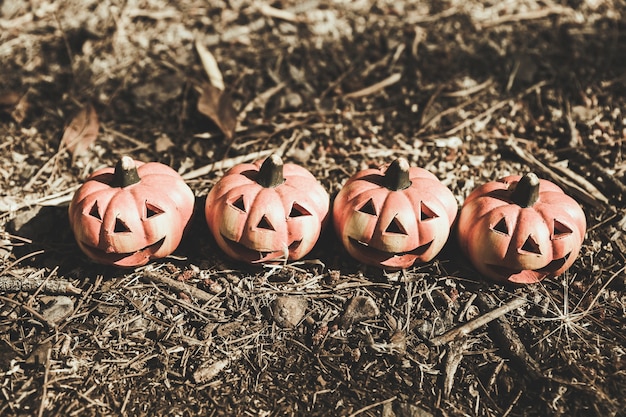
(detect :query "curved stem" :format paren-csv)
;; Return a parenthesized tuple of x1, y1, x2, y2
(510, 172, 540, 207)
(383, 158, 412, 191)
(111, 156, 141, 188)
(257, 154, 285, 188)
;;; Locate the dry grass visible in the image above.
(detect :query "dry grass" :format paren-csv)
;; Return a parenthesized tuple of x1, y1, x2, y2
(1, 0, 625, 416)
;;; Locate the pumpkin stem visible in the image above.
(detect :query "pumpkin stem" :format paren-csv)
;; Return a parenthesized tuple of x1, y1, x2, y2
(383, 158, 412, 191)
(257, 154, 285, 188)
(510, 172, 540, 207)
(111, 156, 141, 188)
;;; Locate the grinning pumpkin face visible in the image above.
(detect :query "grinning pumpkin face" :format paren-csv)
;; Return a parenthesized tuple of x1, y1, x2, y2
(205, 155, 330, 263)
(457, 173, 586, 284)
(333, 158, 458, 269)
(68, 157, 195, 267)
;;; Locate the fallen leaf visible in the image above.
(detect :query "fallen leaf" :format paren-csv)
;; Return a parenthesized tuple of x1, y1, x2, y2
(61, 103, 99, 162)
(0, 91, 21, 109)
(0, 90, 28, 123)
(197, 83, 237, 140)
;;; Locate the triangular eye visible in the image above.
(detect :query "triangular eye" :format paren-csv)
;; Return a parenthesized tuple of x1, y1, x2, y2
(114, 218, 131, 233)
(289, 203, 311, 217)
(257, 215, 275, 231)
(553, 219, 573, 238)
(520, 235, 541, 254)
(88, 202, 101, 220)
(420, 202, 438, 221)
(492, 218, 509, 235)
(231, 195, 246, 212)
(358, 198, 377, 215)
(146, 203, 164, 218)
(385, 216, 408, 235)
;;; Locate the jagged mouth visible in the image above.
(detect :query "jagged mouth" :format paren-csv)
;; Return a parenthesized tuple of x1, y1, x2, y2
(80, 237, 166, 267)
(486, 254, 569, 284)
(221, 234, 302, 263)
(348, 237, 433, 259)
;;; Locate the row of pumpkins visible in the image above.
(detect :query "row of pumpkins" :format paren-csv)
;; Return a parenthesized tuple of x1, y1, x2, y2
(68, 154, 586, 284)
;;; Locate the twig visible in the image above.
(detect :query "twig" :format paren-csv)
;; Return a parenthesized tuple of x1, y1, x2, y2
(475, 293, 542, 379)
(430, 295, 527, 346)
(347, 396, 397, 417)
(508, 138, 608, 207)
(344, 73, 402, 99)
(438, 80, 548, 137)
(0, 294, 56, 329)
(37, 343, 52, 417)
(140, 269, 219, 303)
(442, 339, 466, 399)
(478, 5, 574, 28)
(181, 149, 275, 180)
(0, 275, 81, 295)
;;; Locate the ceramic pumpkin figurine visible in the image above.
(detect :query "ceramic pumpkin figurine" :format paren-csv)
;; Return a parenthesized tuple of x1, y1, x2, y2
(68, 156, 195, 267)
(205, 154, 330, 263)
(333, 158, 458, 269)
(457, 173, 586, 284)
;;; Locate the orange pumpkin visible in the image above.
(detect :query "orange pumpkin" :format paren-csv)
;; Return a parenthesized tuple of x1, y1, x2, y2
(457, 173, 586, 284)
(68, 156, 195, 267)
(333, 158, 458, 269)
(205, 154, 330, 263)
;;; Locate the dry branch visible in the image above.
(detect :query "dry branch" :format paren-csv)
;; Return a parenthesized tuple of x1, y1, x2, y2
(141, 269, 220, 303)
(475, 293, 542, 379)
(430, 295, 527, 346)
(508, 139, 608, 207)
(0, 275, 81, 294)
(181, 149, 275, 180)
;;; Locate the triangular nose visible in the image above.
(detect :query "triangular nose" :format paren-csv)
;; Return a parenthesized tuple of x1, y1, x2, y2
(385, 216, 407, 235)
(520, 235, 541, 254)
(257, 215, 275, 231)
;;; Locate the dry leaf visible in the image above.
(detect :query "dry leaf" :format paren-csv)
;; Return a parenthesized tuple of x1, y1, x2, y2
(0, 91, 21, 109)
(61, 103, 99, 162)
(0, 91, 28, 123)
(195, 39, 225, 90)
(197, 83, 237, 140)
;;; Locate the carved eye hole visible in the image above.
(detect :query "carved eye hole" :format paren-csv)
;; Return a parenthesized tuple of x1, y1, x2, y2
(289, 203, 311, 218)
(230, 195, 246, 212)
(88, 202, 101, 220)
(114, 218, 131, 233)
(553, 219, 573, 238)
(358, 198, 377, 215)
(492, 218, 509, 235)
(257, 215, 275, 231)
(385, 216, 408, 235)
(520, 235, 541, 254)
(420, 202, 438, 221)
(146, 203, 164, 219)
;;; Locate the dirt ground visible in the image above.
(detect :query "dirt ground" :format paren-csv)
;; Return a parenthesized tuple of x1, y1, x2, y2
(1, 0, 625, 416)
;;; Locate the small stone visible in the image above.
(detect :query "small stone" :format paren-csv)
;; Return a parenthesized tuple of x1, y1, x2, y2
(271, 296, 308, 328)
(338, 295, 379, 328)
(39, 296, 74, 324)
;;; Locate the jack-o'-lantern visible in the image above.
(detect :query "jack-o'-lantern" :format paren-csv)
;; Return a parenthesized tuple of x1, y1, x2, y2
(333, 158, 458, 269)
(457, 173, 586, 284)
(68, 156, 195, 267)
(205, 154, 330, 263)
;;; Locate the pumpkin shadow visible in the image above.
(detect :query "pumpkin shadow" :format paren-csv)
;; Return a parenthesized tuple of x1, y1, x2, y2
(6, 204, 97, 275)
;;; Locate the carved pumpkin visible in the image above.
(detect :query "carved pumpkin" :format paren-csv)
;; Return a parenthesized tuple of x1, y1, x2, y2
(457, 173, 586, 284)
(205, 154, 330, 263)
(332, 158, 458, 269)
(68, 156, 195, 267)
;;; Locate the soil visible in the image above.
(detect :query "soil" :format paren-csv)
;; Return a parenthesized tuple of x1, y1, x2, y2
(1, 1, 625, 416)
